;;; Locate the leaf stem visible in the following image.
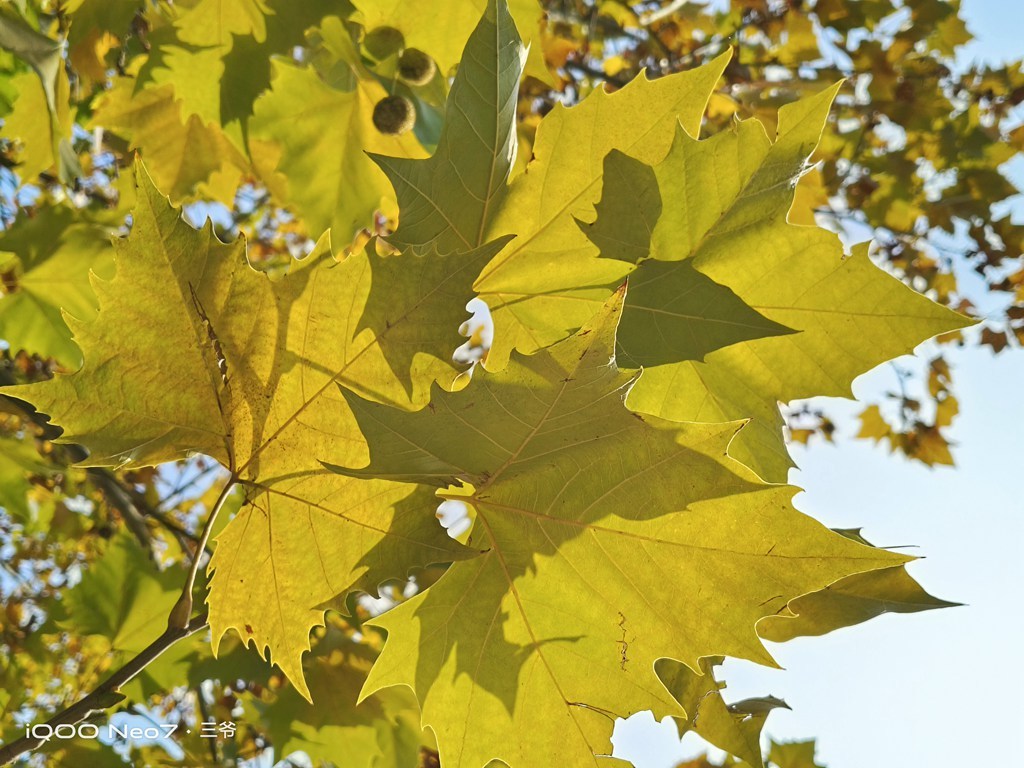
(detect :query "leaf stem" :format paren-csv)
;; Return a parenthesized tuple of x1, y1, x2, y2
(166, 477, 236, 631)
(0, 613, 209, 766)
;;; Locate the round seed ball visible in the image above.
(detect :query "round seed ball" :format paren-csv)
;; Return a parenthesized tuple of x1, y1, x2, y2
(372, 95, 416, 135)
(364, 26, 405, 59)
(397, 48, 436, 85)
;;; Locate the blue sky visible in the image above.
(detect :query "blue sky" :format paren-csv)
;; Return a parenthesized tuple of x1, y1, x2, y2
(614, 1, 1023, 765)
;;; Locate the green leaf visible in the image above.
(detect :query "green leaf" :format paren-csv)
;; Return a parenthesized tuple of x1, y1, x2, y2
(249, 18, 426, 240)
(259, 631, 424, 768)
(331, 291, 908, 767)
(0, 13, 79, 182)
(0, 205, 114, 365)
(40, 737, 128, 768)
(0, 12, 61, 116)
(2, 70, 58, 178)
(0, 434, 50, 523)
(59, 535, 191, 698)
(657, 657, 788, 768)
(119, 0, 342, 197)
(375, 0, 526, 252)
(358, 235, 513, 394)
(758, 562, 959, 643)
(476, 80, 971, 481)
(65, 0, 136, 33)
(769, 739, 825, 768)
(474, 52, 731, 369)
(617, 85, 974, 480)
(173, 0, 270, 47)
(91, 80, 246, 203)
(61, 536, 178, 652)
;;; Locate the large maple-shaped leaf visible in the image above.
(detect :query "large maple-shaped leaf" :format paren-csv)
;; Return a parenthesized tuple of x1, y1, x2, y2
(6, 2, 533, 697)
(489, 81, 973, 480)
(473, 52, 731, 368)
(329, 292, 909, 768)
(619, 87, 972, 480)
(4, 166, 484, 698)
(621, 86, 971, 479)
(91, 78, 246, 203)
(374, 0, 526, 252)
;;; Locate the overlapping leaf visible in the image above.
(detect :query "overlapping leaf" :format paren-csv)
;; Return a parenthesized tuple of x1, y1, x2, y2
(331, 292, 909, 768)
(657, 657, 788, 768)
(580, 150, 795, 367)
(473, 52, 731, 369)
(135, 0, 332, 142)
(0, 15, 78, 181)
(249, 16, 427, 239)
(93, 0, 346, 203)
(4, 0, 531, 698)
(4, 166, 483, 698)
(2, 70, 59, 179)
(374, 0, 526, 252)
(622, 88, 972, 480)
(0, 205, 114, 365)
(478, 74, 971, 481)
(91, 77, 247, 204)
(0, 1, 969, 760)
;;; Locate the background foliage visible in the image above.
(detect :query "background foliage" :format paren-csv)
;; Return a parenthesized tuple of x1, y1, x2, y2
(0, 0, 1018, 767)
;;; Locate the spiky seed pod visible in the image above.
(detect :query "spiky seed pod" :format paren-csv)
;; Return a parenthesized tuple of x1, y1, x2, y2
(364, 26, 404, 59)
(397, 48, 436, 86)
(372, 95, 416, 135)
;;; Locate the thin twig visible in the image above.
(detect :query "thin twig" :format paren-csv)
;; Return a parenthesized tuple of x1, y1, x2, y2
(565, 61, 629, 88)
(86, 468, 155, 559)
(166, 478, 236, 631)
(0, 613, 209, 766)
(194, 687, 220, 764)
(159, 463, 221, 512)
(639, 0, 689, 27)
(123, 480, 206, 549)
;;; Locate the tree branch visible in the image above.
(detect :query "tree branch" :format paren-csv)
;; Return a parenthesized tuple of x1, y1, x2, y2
(0, 613, 209, 766)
